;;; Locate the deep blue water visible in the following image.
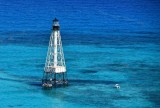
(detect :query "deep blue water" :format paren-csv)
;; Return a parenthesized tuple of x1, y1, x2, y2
(0, 0, 160, 108)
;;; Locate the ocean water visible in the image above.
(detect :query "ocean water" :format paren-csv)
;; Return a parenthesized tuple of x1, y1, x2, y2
(0, 0, 160, 108)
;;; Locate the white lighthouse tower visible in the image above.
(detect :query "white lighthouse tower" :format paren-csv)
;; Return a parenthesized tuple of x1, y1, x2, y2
(42, 18, 68, 87)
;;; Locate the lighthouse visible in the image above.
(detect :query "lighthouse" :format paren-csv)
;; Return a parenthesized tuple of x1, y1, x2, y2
(42, 18, 68, 88)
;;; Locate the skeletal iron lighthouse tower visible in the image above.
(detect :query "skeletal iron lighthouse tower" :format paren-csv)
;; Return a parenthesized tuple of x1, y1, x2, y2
(42, 18, 68, 87)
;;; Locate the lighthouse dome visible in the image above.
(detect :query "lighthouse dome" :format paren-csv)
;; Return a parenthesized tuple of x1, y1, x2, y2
(53, 18, 60, 30)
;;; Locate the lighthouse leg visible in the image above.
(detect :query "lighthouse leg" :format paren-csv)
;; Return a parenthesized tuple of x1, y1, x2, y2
(53, 73, 56, 85)
(63, 73, 64, 81)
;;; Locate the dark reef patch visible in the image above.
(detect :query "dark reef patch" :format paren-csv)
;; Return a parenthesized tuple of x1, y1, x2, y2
(143, 91, 160, 107)
(35, 64, 44, 68)
(88, 62, 160, 74)
(65, 58, 75, 62)
(0, 77, 26, 83)
(42, 87, 113, 107)
(29, 82, 42, 87)
(80, 69, 98, 74)
(111, 95, 131, 100)
(69, 79, 123, 85)
(0, 68, 5, 71)
(8, 105, 14, 107)
(8, 104, 23, 107)
(107, 63, 128, 67)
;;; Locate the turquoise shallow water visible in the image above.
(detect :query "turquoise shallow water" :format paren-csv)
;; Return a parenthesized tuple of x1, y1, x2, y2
(0, 33, 160, 108)
(0, 0, 160, 107)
